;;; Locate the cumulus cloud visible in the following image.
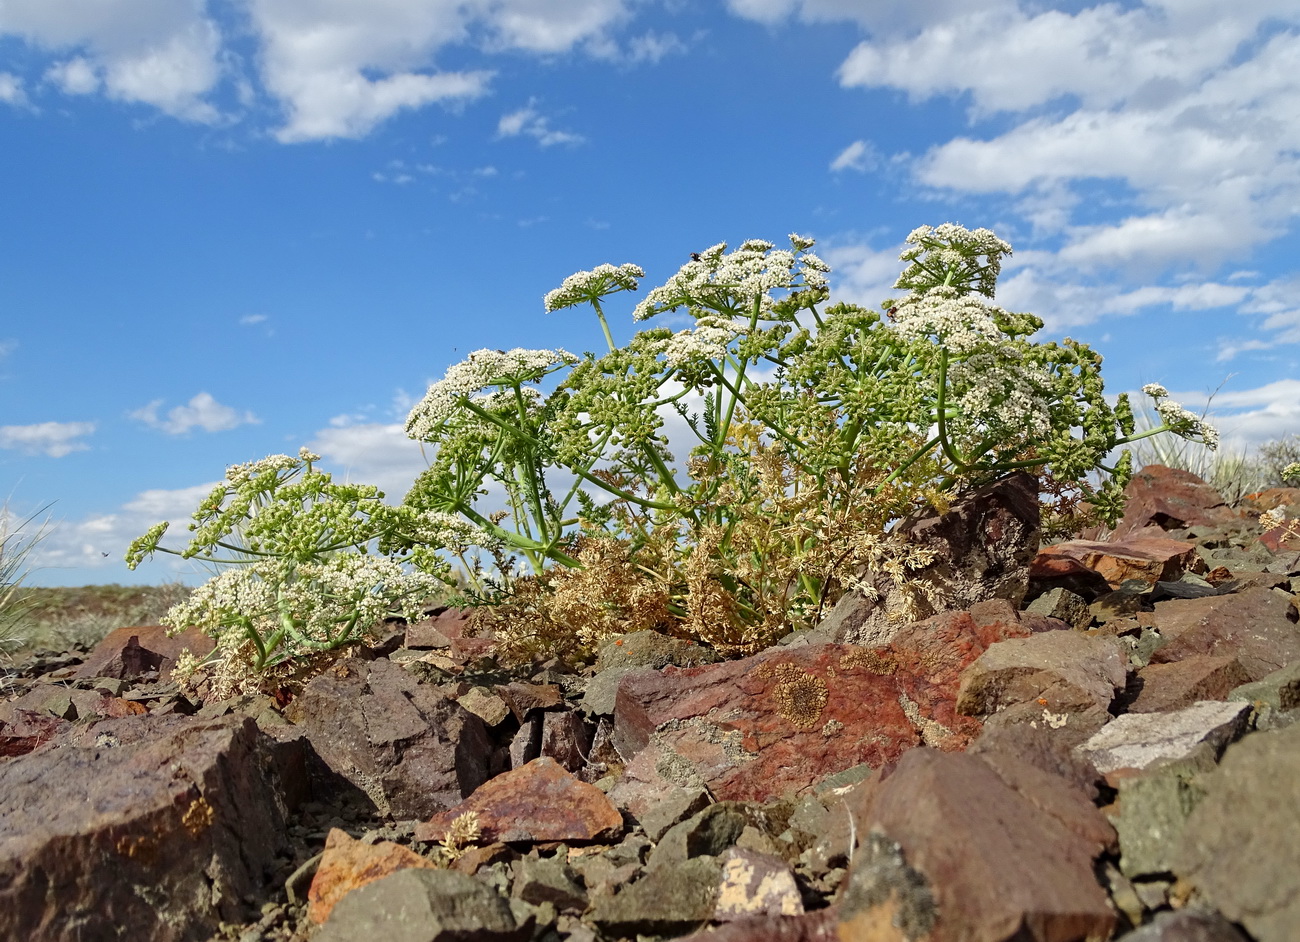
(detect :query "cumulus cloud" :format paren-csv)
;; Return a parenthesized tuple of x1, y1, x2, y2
(1175, 379, 1300, 449)
(130, 392, 259, 435)
(308, 420, 429, 499)
(0, 0, 223, 121)
(497, 101, 584, 147)
(0, 421, 95, 457)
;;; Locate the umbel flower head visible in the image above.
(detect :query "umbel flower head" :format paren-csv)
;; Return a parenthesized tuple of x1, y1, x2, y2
(406, 347, 577, 441)
(543, 263, 645, 312)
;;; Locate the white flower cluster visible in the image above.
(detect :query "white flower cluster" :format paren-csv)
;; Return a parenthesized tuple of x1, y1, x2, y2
(889, 286, 1005, 354)
(414, 510, 501, 554)
(1143, 385, 1219, 451)
(663, 316, 739, 367)
(899, 224, 1012, 297)
(947, 350, 1053, 440)
(543, 263, 645, 312)
(225, 452, 301, 487)
(632, 235, 830, 322)
(406, 347, 577, 440)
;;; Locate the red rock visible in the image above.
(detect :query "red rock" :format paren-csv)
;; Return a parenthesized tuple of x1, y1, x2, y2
(956, 629, 1126, 717)
(403, 605, 471, 648)
(72, 624, 215, 682)
(1241, 487, 1300, 513)
(1036, 533, 1203, 588)
(1027, 552, 1112, 602)
(307, 828, 438, 924)
(1111, 465, 1240, 537)
(1258, 520, 1300, 553)
(612, 602, 1052, 803)
(0, 710, 69, 758)
(1147, 587, 1300, 682)
(415, 756, 622, 844)
(844, 748, 1117, 942)
(1126, 655, 1252, 713)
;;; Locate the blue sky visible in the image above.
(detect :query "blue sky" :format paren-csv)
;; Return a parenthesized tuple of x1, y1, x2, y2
(1, 0, 1298, 586)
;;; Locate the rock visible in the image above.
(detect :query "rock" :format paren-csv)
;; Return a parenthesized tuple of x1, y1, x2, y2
(72, 624, 215, 683)
(1111, 465, 1239, 538)
(0, 709, 69, 758)
(315, 867, 526, 942)
(844, 747, 1117, 942)
(612, 603, 1053, 804)
(1076, 701, 1252, 775)
(810, 472, 1040, 646)
(1174, 722, 1300, 942)
(1037, 534, 1204, 589)
(636, 786, 713, 842)
(307, 828, 439, 924)
(1123, 655, 1251, 714)
(956, 629, 1127, 716)
(713, 847, 803, 920)
(0, 713, 294, 941)
(588, 855, 722, 935)
(968, 721, 1103, 799)
(513, 855, 587, 912)
(496, 681, 563, 721)
(285, 657, 490, 819)
(1147, 587, 1300, 682)
(1027, 551, 1113, 603)
(680, 910, 838, 942)
(1115, 909, 1251, 942)
(583, 631, 719, 715)
(647, 802, 765, 871)
(1026, 587, 1093, 630)
(403, 605, 471, 649)
(835, 831, 938, 942)
(1112, 765, 1204, 879)
(415, 757, 622, 844)
(509, 711, 544, 768)
(456, 686, 511, 726)
(538, 708, 592, 772)
(1228, 660, 1300, 711)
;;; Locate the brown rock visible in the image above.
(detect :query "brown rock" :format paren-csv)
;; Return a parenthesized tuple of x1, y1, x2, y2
(72, 624, 215, 682)
(415, 756, 622, 844)
(497, 681, 564, 720)
(539, 709, 592, 772)
(1147, 586, 1300, 682)
(613, 602, 1059, 803)
(1124, 655, 1252, 714)
(285, 657, 490, 819)
(1037, 534, 1203, 589)
(956, 629, 1127, 716)
(1027, 551, 1112, 603)
(0, 713, 294, 941)
(307, 828, 438, 924)
(403, 605, 471, 648)
(845, 748, 1117, 942)
(1111, 465, 1239, 538)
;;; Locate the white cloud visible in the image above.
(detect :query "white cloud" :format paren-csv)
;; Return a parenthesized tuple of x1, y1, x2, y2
(0, 0, 223, 121)
(1178, 379, 1300, 448)
(0, 339, 15, 359)
(623, 30, 686, 64)
(821, 238, 906, 309)
(130, 392, 259, 435)
(238, 313, 267, 325)
(44, 56, 100, 94)
(0, 421, 95, 457)
(0, 71, 27, 105)
(24, 480, 219, 579)
(497, 101, 584, 147)
(830, 139, 877, 173)
(308, 421, 429, 499)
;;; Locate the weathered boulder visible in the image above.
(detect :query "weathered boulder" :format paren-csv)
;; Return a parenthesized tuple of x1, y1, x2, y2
(285, 656, 490, 819)
(1111, 465, 1240, 537)
(72, 624, 215, 683)
(0, 713, 296, 942)
(842, 747, 1117, 942)
(1174, 722, 1300, 942)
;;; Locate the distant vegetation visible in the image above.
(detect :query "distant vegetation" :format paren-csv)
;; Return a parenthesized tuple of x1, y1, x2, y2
(3, 582, 192, 655)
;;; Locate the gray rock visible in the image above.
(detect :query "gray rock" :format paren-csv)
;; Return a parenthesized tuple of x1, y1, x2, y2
(1114, 765, 1206, 878)
(1228, 660, 1300, 712)
(316, 868, 526, 942)
(1026, 587, 1093, 629)
(1076, 701, 1252, 775)
(1174, 722, 1300, 942)
(0, 714, 296, 942)
(1115, 908, 1251, 942)
(588, 855, 722, 935)
(636, 785, 713, 842)
(513, 855, 587, 912)
(647, 802, 757, 871)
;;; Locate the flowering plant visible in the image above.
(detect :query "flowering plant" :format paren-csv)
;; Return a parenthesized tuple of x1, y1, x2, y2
(398, 224, 1214, 657)
(126, 448, 451, 693)
(131, 223, 1218, 678)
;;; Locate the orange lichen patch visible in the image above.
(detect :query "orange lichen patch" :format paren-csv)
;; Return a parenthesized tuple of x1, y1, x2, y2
(771, 672, 829, 730)
(308, 828, 438, 924)
(115, 833, 160, 863)
(839, 649, 898, 675)
(181, 797, 214, 838)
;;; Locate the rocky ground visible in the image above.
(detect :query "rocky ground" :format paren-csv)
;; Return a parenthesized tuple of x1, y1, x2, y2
(2, 464, 1298, 942)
